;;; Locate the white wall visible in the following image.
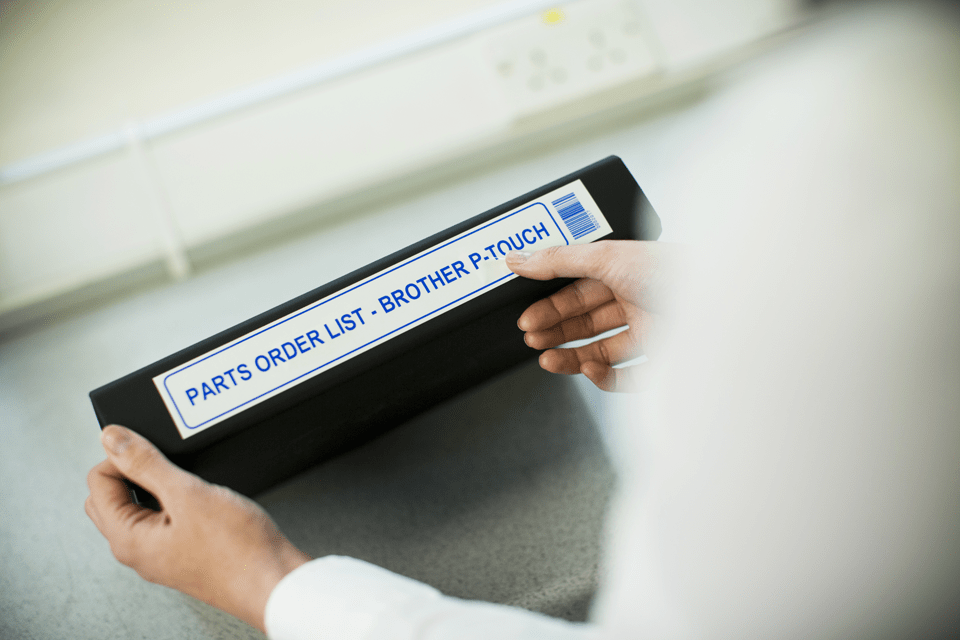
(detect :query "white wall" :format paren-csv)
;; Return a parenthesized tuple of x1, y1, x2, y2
(0, 0, 506, 164)
(0, 0, 801, 332)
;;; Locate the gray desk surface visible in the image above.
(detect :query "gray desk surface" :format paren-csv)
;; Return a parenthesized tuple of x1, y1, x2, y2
(0, 94, 713, 639)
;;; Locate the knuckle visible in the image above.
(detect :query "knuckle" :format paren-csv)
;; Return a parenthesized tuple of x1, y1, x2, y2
(139, 569, 162, 585)
(86, 466, 99, 489)
(125, 445, 157, 476)
(178, 477, 210, 505)
(582, 312, 597, 337)
(110, 540, 135, 566)
(86, 459, 112, 489)
(561, 317, 581, 343)
(538, 246, 563, 276)
(553, 323, 569, 345)
(205, 483, 234, 506)
(545, 295, 563, 316)
(571, 280, 589, 308)
(540, 245, 562, 258)
(597, 340, 611, 365)
(241, 506, 273, 533)
(210, 482, 240, 504)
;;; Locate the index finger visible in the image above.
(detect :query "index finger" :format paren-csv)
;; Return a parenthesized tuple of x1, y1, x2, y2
(86, 459, 157, 541)
(517, 277, 615, 332)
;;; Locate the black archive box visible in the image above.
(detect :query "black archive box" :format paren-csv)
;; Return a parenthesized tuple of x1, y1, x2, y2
(89, 157, 661, 499)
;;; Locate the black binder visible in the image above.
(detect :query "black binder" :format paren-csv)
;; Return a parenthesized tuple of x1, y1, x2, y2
(89, 156, 661, 500)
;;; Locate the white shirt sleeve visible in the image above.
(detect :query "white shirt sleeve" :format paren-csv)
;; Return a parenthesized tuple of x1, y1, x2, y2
(269, 8, 960, 640)
(264, 556, 599, 640)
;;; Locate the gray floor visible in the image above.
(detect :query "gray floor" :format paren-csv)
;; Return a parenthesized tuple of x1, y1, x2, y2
(0, 91, 715, 639)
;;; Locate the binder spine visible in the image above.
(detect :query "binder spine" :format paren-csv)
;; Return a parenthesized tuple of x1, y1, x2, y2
(90, 156, 660, 495)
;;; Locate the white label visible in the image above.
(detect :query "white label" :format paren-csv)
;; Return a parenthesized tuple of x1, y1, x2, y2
(154, 180, 612, 438)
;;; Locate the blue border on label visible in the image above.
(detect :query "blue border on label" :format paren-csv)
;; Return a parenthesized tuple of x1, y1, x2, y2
(163, 201, 571, 430)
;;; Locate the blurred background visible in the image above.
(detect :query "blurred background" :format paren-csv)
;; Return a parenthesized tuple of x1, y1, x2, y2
(0, 0, 804, 334)
(3, 2, 959, 639)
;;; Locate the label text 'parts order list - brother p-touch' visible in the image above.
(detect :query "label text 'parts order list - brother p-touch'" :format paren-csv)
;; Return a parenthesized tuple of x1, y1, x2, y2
(154, 180, 613, 439)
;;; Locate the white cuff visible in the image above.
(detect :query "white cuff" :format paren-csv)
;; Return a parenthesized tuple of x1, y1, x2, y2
(265, 556, 442, 640)
(264, 555, 597, 640)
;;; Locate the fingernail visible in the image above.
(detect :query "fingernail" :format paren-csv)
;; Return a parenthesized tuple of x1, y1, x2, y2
(506, 250, 533, 264)
(101, 426, 130, 455)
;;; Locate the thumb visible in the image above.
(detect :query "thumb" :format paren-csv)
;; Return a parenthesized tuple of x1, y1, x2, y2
(505, 243, 617, 282)
(507, 241, 679, 312)
(101, 425, 192, 502)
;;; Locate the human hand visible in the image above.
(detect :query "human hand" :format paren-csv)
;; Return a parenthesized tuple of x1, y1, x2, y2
(84, 425, 311, 633)
(506, 240, 678, 392)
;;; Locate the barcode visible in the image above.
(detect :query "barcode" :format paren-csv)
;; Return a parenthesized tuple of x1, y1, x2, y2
(552, 192, 599, 240)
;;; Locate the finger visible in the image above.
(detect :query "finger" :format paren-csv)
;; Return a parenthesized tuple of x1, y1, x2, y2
(524, 299, 627, 350)
(538, 329, 641, 374)
(84, 494, 103, 532)
(506, 241, 626, 281)
(517, 278, 614, 332)
(87, 459, 134, 519)
(581, 361, 648, 393)
(86, 458, 155, 542)
(101, 425, 194, 503)
(507, 241, 678, 312)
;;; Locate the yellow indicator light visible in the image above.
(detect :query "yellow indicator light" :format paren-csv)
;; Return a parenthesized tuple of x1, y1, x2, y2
(542, 8, 565, 25)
